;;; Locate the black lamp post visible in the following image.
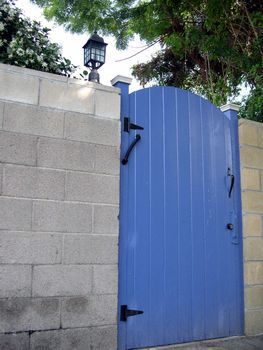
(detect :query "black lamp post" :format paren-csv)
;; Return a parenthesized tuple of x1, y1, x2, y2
(83, 31, 108, 83)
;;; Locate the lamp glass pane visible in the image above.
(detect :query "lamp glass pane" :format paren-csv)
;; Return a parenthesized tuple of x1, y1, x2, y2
(84, 47, 92, 64)
(94, 48, 104, 62)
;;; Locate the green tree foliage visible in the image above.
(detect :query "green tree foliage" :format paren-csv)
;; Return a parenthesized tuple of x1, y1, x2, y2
(0, 0, 76, 75)
(32, 0, 262, 120)
(239, 86, 263, 122)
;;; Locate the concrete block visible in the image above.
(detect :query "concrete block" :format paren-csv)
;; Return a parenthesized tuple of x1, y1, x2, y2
(239, 123, 258, 146)
(4, 103, 64, 138)
(33, 265, 92, 297)
(0, 197, 32, 230)
(90, 325, 117, 350)
(0, 265, 31, 297)
(0, 297, 60, 333)
(61, 328, 91, 350)
(30, 328, 115, 350)
(242, 191, 263, 213)
(245, 262, 263, 285)
(245, 286, 263, 309)
(245, 309, 263, 335)
(39, 79, 95, 114)
(243, 214, 262, 237)
(0, 232, 62, 264)
(30, 330, 61, 350)
(94, 89, 120, 119)
(3, 165, 65, 200)
(61, 294, 117, 328)
(0, 101, 4, 129)
(261, 171, 263, 190)
(93, 265, 118, 294)
(63, 235, 118, 264)
(0, 70, 39, 105)
(0, 333, 29, 350)
(91, 326, 117, 350)
(94, 205, 119, 234)
(0, 163, 3, 194)
(38, 137, 96, 172)
(0, 131, 37, 166)
(244, 238, 263, 261)
(61, 326, 117, 350)
(33, 200, 92, 233)
(240, 146, 263, 169)
(241, 168, 260, 190)
(95, 144, 120, 176)
(66, 172, 119, 204)
(259, 126, 263, 148)
(64, 112, 120, 146)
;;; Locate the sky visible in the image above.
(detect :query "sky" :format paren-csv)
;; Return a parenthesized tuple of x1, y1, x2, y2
(16, 0, 160, 92)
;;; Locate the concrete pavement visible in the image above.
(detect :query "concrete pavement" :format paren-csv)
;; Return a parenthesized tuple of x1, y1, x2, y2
(145, 335, 263, 350)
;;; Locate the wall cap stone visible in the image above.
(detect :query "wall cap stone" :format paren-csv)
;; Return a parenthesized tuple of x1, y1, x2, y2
(0, 63, 120, 94)
(0, 62, 68, 82)
(67, 77, 120, 93)
(111, 75, 132, 86)
(220, 103, 240, 112)
(239, 118, 263, 127)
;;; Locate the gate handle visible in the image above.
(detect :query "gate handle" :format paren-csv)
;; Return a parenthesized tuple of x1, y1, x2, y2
(228, 168, 235, 198)
(122, 134, 141, 165)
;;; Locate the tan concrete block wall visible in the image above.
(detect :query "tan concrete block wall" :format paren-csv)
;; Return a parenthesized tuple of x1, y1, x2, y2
(240, 119, 263, 335)
(0, 63, 120, 350)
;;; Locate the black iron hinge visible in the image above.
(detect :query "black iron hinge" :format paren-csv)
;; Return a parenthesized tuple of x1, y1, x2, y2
(124, 117, 144, 133)
(120, 305, 144, 321)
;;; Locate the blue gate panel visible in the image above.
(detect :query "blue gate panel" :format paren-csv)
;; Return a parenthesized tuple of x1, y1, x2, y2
(163, 88, 180, 344)
(189, 93, 206, 340)
(118, 86, 244, 350)
(202, 100, 220, 339)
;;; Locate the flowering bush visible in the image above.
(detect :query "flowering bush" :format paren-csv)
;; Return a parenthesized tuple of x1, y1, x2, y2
(0, 0, 76, 76)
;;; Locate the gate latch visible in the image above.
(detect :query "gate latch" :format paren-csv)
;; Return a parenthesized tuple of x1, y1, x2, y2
(124, 117, 144, 133)
(227, 167, 235, 198)
(227, 223, 234, 230)
(120, 305, 144, 321)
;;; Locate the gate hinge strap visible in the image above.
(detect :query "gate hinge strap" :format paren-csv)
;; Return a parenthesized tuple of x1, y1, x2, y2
(120, 305, 144, 321)
(124, 117, 144, 133)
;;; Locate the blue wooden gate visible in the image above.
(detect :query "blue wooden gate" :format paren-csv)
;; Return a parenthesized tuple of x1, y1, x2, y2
(117, 85, 244, 350)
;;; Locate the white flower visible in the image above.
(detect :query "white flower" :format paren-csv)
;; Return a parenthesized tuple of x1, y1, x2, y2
(26, 48, 34, 55)
(0, 39, 3, 47)
(37, 55, 44, 63)
(17, 48, 24, 56)
(0, 23, 5, 32)
(8, 9, 15, 17)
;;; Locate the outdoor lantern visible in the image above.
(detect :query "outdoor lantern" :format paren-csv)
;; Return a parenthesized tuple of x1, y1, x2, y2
(83, 31, 108, 83)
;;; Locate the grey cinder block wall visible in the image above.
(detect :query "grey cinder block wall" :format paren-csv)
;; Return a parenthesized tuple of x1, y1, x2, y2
(0, 63, 121, 350)
(1, 62, 263, 350)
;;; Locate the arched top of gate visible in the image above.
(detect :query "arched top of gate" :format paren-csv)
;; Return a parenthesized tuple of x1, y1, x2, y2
(130, 86, 231, 121)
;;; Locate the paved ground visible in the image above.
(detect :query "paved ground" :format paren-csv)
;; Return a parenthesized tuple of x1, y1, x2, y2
(144, 335, 263, 350)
